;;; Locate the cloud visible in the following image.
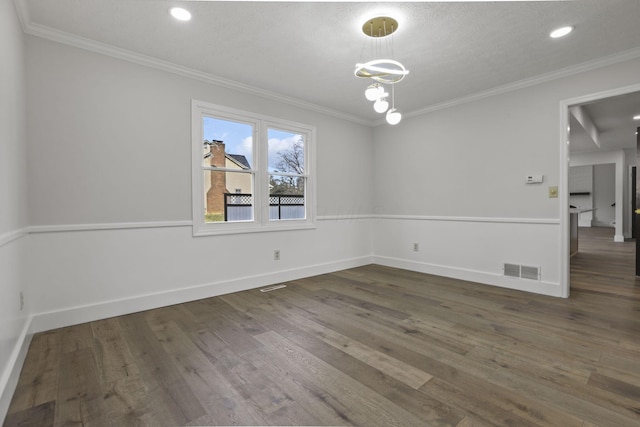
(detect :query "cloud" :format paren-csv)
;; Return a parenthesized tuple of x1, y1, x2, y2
(233, 136, 253, 166)
(268, 136, 301, 172)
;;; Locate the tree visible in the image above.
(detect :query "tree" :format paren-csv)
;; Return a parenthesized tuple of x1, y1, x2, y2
(271, 138, 304, 195)
(274, 138, 304, 175)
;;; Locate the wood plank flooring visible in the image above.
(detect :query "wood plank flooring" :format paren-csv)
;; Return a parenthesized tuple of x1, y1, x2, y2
(4, 226, 640, 426)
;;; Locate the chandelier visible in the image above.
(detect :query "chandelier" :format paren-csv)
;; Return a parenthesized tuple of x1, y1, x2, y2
(355, 16, 408, 125)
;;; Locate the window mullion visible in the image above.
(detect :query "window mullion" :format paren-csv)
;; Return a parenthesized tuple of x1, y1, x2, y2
(255, 120, 266, 225)
(203, 166, 254, 173)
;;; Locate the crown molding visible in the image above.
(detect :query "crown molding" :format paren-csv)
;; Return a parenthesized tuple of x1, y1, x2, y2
(398, 46, 640, 122)
(16, 8, 374, 127)
(16, 0, 640, 129)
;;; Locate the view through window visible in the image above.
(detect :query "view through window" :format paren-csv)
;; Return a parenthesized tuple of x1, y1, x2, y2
(192, 101, 315, 235)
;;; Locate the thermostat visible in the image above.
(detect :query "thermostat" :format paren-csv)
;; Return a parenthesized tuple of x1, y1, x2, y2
(525, 175, 543, 184)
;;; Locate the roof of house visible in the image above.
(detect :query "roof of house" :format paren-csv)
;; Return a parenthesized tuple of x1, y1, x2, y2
(227, 154, 250, 169)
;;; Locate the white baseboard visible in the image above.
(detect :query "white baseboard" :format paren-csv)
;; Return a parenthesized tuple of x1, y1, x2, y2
(373, 256, 563, 298)
(30, 256, 374, 333)
(0, 317, 33, 424)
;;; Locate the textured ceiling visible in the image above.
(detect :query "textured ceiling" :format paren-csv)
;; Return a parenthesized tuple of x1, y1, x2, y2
(19, 0, 640, 130)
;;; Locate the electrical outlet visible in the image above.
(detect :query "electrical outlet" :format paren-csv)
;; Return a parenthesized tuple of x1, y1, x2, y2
(413, 243, 419, 252)
(274, 249, 280, 260)
(20, 291, 24, 311)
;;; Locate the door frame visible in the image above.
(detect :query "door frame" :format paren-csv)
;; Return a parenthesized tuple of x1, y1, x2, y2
(559, 82, 640, 298)
(631, 166, 636, 239)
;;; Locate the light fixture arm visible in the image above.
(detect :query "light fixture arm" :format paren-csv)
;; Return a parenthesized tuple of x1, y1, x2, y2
(391, 84, 395, 109)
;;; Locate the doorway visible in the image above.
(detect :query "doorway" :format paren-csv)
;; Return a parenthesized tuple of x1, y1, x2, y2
(560, 84, 640, 297)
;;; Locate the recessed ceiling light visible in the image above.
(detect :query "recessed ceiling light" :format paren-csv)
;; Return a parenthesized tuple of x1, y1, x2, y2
(634, 115, 640, 120)
(550, 26, 573, 39)
(170, 7, 191, 21)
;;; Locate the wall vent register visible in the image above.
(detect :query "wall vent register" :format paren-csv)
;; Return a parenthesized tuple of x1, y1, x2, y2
(503, 263, 541, 281)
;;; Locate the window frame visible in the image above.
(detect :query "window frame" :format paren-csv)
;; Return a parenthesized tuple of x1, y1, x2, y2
(191, 100, 316, 236)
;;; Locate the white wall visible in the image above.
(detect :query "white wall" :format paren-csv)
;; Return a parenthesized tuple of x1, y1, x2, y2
(25, 36, 375, 328)
(0, 0, 30, 421)
(373, 57, 640, 296)
(593, 163, 616, 227)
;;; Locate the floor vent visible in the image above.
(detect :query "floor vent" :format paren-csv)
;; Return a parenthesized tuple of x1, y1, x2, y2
(503, 263, 540, 281)
(260, 284, 287, 293)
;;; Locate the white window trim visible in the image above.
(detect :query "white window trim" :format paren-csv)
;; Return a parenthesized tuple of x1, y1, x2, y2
(192, 100, 316, 236)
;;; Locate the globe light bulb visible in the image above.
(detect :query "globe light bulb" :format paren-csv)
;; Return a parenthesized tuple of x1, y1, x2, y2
(373, 97, 389, 113)
(386, 108, 402, 125)
(365, 84, 384, 101)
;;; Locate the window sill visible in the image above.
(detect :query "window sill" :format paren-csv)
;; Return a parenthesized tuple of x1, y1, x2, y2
(192, 220, 316, 237)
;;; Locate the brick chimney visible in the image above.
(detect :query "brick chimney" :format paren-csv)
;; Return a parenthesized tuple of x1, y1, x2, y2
(209, 140, 226, 167)
(206, 140, 227, 215)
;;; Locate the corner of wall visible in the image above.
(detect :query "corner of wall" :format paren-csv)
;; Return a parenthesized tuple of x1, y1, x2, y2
(0, 317, 33, 424)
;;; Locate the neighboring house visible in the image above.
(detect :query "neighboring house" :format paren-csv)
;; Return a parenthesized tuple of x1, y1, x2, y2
(203, 140, 251, 216)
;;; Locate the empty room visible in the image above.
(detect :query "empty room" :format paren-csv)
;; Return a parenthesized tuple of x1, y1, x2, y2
(2, 0, 640, 425)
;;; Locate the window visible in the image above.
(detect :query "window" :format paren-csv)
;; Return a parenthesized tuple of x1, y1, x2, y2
(192, 100, 315, 236)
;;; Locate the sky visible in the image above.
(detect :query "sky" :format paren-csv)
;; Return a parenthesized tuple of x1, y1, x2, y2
(203, 117, 303, 173)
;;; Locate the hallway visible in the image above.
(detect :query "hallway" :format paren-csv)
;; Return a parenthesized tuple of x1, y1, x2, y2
(570, 226, 639, 298)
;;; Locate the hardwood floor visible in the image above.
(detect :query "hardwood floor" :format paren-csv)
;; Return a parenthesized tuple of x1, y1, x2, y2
(5, 227, 640, 426)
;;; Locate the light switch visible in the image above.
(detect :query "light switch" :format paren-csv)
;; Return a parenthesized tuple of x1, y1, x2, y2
(549, 186, 558, 198)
